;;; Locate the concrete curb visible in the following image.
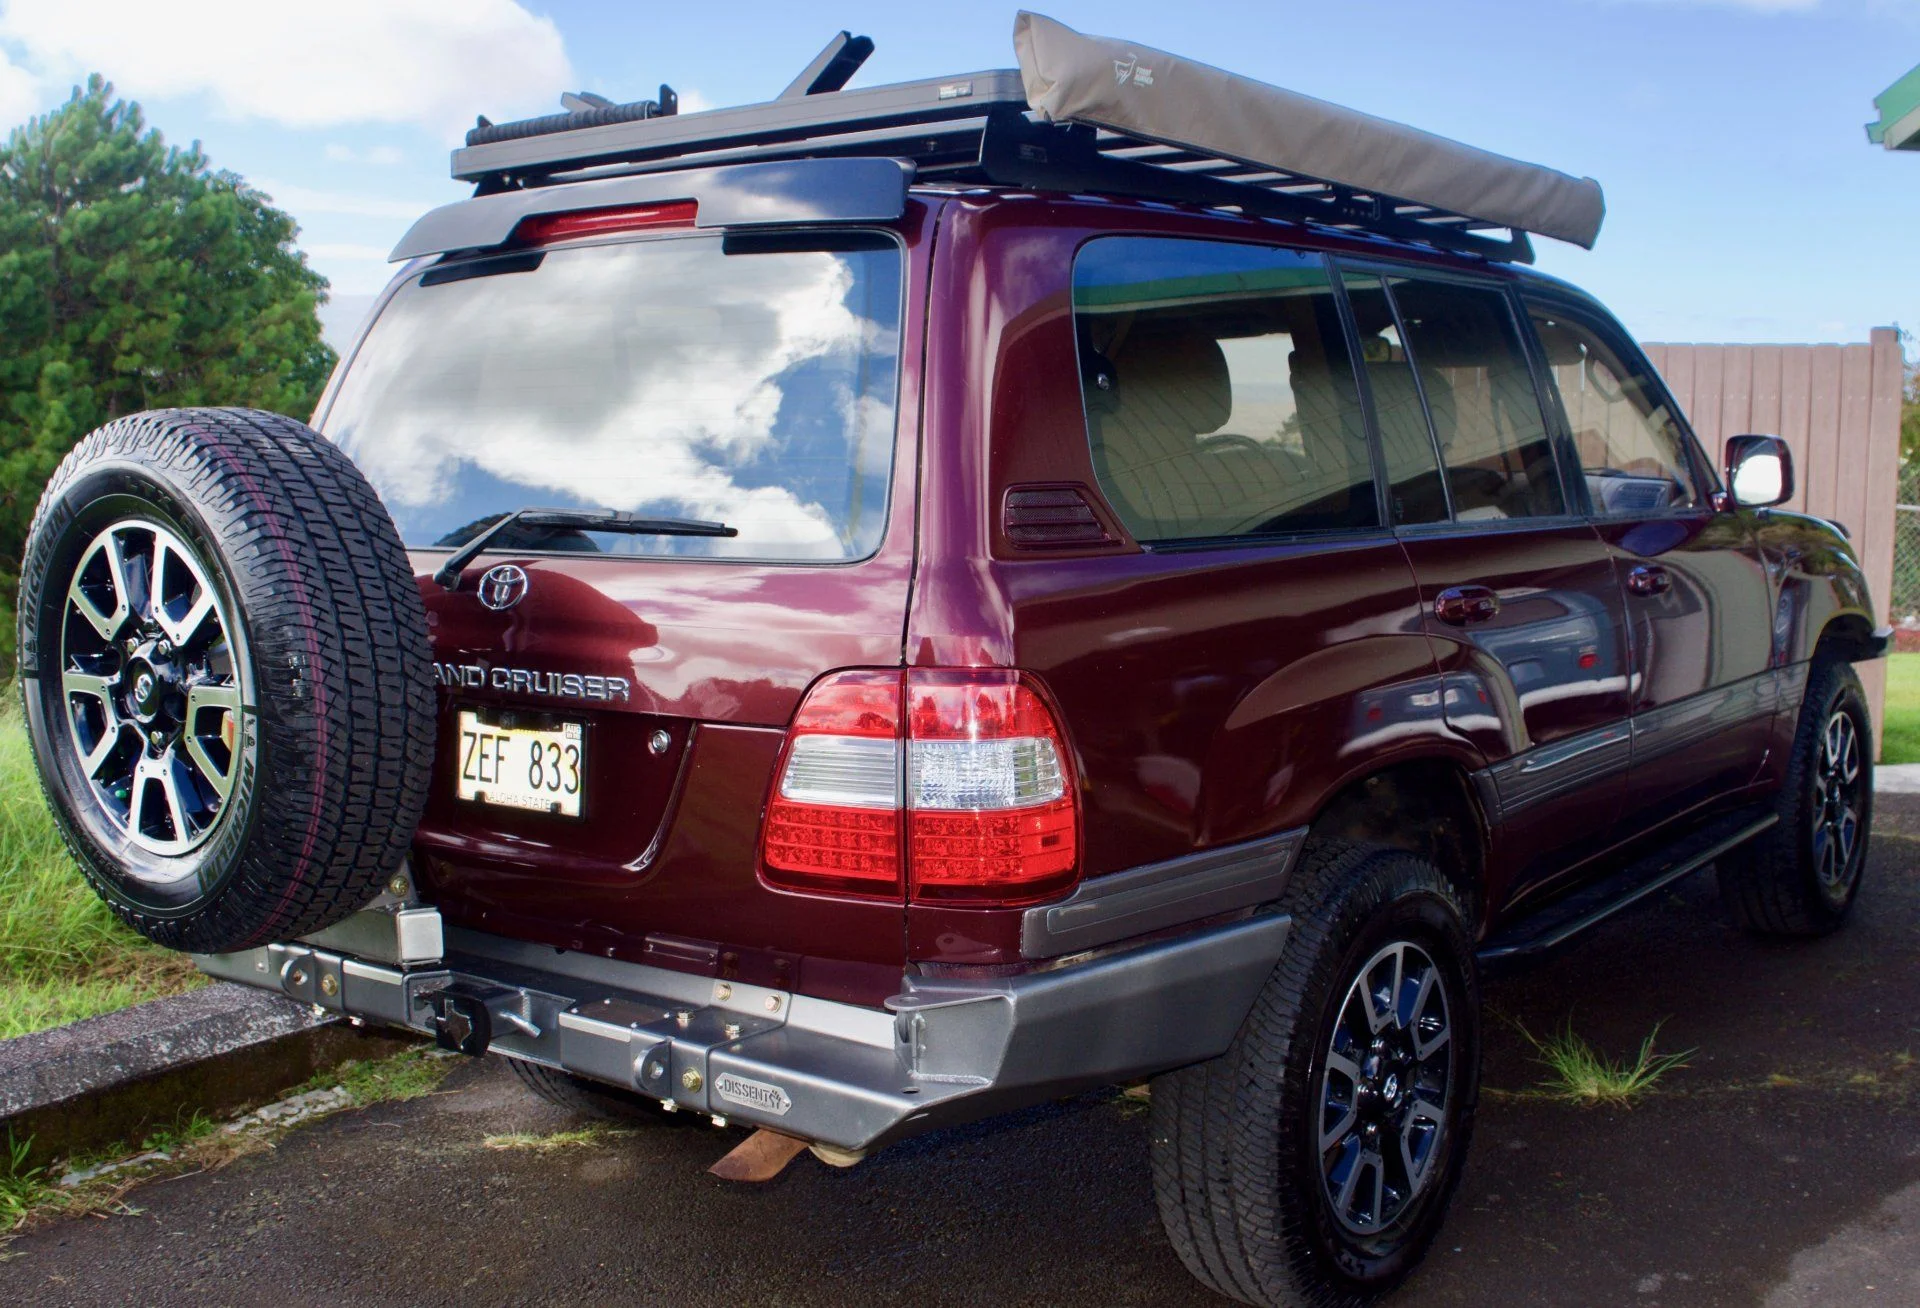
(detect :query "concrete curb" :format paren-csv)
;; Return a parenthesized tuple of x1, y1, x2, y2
(1876, 763, 1920, 794)
(0, 982, 411, 1166)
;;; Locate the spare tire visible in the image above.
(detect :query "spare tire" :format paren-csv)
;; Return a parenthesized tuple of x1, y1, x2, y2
(16, 408, 436, 954)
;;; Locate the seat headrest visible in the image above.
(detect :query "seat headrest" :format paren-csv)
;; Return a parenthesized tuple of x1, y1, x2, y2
(1112, 325, 1231, 435)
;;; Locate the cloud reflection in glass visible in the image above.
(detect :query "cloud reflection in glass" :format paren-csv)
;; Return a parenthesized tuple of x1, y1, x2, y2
(323, 232, 903, 563)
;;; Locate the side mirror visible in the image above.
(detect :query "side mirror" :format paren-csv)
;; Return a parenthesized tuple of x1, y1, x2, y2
(1722, 434, 1793, 510)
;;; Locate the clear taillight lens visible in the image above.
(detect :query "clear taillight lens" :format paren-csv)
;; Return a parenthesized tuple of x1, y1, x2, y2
(759, 668, 1080, 904)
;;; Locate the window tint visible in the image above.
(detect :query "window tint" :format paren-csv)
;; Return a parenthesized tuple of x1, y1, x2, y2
(1342, 272, 1446, 525)
(1526, 305, 1700, 516)
(1072, 238, 1378, 543)
(1386, 277, 1566, 521)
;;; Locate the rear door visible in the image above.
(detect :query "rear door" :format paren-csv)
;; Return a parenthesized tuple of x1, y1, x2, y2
(319, 210, 932, 1002)
(1343, 268, 1633, 905)
(1521, 296, 1776, 832)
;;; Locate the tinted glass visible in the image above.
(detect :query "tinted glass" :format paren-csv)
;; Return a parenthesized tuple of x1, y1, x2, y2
(1387, 278, 1566, 520)
(1072, 237, 1378, 543)
(1343, 271, 1447, 525)
(323, 231, 902, 562)
(1526, 304, 1700, 515)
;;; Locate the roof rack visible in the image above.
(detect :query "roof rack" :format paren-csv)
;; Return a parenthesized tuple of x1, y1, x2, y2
(449, 16, 1608, 265)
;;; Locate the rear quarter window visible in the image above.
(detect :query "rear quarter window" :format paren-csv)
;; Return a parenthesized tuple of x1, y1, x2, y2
(1071, 236, 1379, 545)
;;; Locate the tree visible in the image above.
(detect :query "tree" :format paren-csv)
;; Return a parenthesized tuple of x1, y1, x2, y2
(0, 76, 335, 674)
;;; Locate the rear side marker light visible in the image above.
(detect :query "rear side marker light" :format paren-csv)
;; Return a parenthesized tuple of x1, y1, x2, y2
(515, 200, 698, 245)
(760, 669, 1080, 904)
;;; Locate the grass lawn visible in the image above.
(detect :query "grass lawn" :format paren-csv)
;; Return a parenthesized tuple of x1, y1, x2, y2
(1884, 654, 1920, 766)
(0, 694, 202, 1041)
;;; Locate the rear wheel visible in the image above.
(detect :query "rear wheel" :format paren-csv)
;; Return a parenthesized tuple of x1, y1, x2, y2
(507, 1059, 674, 1124)
(1150, 842, 1479, 1306)
(17, 408, 436, 953)
(1719, 657, 1871, 936)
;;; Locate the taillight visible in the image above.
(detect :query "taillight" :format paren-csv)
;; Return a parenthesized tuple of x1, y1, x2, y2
(761, 669, 1080, 905)
(762, 671, 902, 895)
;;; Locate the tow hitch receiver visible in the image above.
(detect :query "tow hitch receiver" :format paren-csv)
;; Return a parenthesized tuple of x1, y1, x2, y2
(425, 983, 541, 1057)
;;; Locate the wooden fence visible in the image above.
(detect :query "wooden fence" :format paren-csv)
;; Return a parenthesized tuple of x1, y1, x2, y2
(1643, 329, 1903, 753)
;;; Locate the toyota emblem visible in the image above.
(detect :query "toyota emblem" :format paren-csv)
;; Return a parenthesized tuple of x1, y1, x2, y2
(477, 564, 530, 611)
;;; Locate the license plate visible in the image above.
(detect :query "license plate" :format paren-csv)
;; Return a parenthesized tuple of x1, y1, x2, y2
(456, 710, 584, 816)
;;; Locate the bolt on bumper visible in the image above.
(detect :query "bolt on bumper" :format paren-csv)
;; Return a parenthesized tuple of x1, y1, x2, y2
(195, 907, 1291, 1153)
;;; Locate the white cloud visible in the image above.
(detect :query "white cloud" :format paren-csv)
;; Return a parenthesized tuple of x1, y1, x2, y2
(0, 43, 38, 128)
(0, 0, 571, 135)
(324, 143, 406, 166)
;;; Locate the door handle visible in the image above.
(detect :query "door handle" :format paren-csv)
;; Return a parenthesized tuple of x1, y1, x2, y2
(1434, 585, 1500, 625)
(1626, 565, 1672, 597)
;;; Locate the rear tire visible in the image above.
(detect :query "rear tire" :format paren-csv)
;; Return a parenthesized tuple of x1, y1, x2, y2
(507, 1060, 673, 1124)
(1718, 657, 1871, 937)
(17, 408, 436, 953)
(1150, 842, 1479, 1307)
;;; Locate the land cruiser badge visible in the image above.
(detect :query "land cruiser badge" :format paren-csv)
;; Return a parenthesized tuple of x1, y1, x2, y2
(714, 1072, 792, 1117)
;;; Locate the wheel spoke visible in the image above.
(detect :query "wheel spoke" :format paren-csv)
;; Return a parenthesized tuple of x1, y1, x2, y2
(62, 668, 115, 706)
(1400, 1097, 1446, 1191)
(156, 763, 193, 842)
(152, 538, 218, 648)
(183, 683, 243, 801)
(1362, 947, 1401, 1034)
(1320, 1104, 1358, 1153)
(67, 535, 132, 641)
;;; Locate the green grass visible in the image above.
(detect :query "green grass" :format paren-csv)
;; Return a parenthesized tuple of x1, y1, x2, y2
(1524, 1020, 1692, 1106)
(0, 694, 203, 1040)
(1881, 653, 1920, 765)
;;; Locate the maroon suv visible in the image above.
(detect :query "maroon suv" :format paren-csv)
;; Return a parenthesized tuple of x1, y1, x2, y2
(18, 18, 1886, 1306)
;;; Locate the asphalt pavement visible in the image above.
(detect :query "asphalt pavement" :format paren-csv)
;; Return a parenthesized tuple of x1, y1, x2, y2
(6, 801, 1919, 1307)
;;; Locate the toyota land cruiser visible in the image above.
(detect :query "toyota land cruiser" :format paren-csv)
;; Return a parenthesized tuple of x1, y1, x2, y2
(16, 14, 1887, 1306)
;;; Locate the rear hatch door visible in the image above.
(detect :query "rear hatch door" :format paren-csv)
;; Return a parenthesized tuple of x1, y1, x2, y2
(320, 209, 930, 1000)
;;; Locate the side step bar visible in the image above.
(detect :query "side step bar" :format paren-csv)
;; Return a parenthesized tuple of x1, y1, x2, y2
(1478, 809, 1777, 965)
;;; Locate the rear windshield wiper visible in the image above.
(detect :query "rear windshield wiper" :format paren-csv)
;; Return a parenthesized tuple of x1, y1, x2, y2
(432, 507, 737, 590)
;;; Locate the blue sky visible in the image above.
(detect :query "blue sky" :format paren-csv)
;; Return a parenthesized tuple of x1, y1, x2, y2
(1, 0, 1915, 352)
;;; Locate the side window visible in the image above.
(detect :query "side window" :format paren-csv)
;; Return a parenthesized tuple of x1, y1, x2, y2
(1072, 237, 1379, 543)
(1384, 277, 1567, 520)
(1342, 271, 1446, 525)
(1525, 304, 1701, 516)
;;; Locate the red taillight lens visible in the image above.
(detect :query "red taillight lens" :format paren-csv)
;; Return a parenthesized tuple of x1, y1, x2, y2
(515, 200, 698, 245)
(759, 669, 1080, 905)
(761, 671, 902, 896)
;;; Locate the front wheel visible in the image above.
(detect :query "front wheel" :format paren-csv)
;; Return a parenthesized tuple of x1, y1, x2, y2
(1150, 843, 1479, 1306)
(1718, 657, 1872, 936)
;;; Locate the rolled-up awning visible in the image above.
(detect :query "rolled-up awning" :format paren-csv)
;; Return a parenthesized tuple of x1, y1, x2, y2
(1013, 11, 1606, 249)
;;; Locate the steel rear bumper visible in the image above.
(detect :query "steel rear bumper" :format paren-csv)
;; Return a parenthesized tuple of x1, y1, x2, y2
(195, 909, 1291, 1152)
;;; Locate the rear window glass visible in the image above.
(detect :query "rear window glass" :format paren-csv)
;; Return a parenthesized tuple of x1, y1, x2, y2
(1072, 237, 1379, 544)
(322, 230, 902, 562)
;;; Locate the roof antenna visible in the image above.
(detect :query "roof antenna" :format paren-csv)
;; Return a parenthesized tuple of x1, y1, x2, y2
(779, 31, 875, 99)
